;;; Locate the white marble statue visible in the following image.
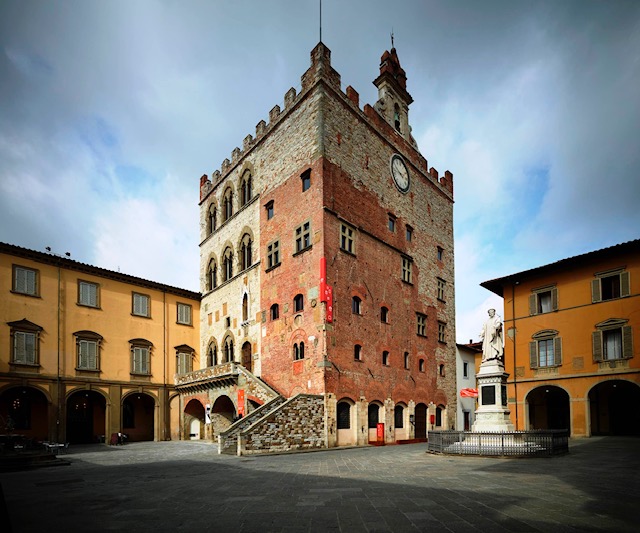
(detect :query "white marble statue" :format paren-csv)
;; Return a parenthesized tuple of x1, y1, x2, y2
(480, 308, 504, 364)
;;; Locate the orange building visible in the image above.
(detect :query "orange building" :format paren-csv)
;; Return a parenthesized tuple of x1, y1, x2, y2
(481, 240, 640, 437)
(0, 242, 200, 444)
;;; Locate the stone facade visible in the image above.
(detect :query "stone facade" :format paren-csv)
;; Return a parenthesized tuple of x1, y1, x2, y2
(183, 42, 456, 451)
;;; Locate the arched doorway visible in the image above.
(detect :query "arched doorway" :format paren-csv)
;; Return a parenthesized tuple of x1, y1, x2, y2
(122, 393, 155, 442)
(184, 399, 205, 440)
(367, 402, 382, 442)
(210, 395, 235, 436)
(415, 403, 428, 439)
(0, 386, 49, 441)
(589, 380, 640, 436)
(336, 398, 356, 446)
(527, 386, 570, 432)
(241, 341, 252, 373)
(66, 390, 106, 444)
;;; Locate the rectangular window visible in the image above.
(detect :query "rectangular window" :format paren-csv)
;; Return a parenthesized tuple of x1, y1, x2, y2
(592, 270, 631, 302)
(438, 322, 446, 343)
(13, 331, 37, 364)
(529, 286, 558, 315)
(406, 225, 413, 242)
(340, 223, 355, 254)
(354, 344, 362, 361)
(132, 346, 150, 374)
(177, 352, 192, 374)
(132, 293, 150, 317)
(463, 361, 469, 378)
(402, 257, 412, 283)
(295, 222, 311, 253)
(267, 240, 280, 269)
(177, 303, 192, 325)
(530, 335, 562, 368)
(388, 216, 396, 232)
(265, 200, 274, 220)
(78, 340, 98, 370)
(301, 169, 311, 191)
(78, 280, 99, 308)
(416, 313, 426, 337)
(437, 247, 443, 261)
(593, 324, 632, 362)
(13, 266, 38, 296)
(437, 278, 446, 301)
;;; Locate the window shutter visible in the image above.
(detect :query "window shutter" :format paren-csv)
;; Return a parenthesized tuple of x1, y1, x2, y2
(592, 331, 603, 362)
(622, 326, 633, 358)
(529, 295, 537, 316)
(15, 332, 26, 363)
(591, 279, 601, 303)
(88, 341, 97, 369)
(15, 269, 26, 293)
(551, 288, 559, 311)
(529, 341, 538, 369)
(554, 337, 562, 366)
(620, 272, 630, 297)
(79, 341, 87, 368)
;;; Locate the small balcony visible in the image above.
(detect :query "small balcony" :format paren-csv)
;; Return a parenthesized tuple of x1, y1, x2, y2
(175, 362, 239, 391)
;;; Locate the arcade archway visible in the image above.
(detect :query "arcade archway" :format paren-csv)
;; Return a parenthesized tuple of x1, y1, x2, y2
(589, 380, 640, 436)
(0, 386, 49, 441)
(66, 390, 106, 444)
(414, 403, 428, 439)
(184, 399, 205, 440)
(122, 393, 155, 442)
(210, 395, 235, 436)
(527, 386, 570, 432)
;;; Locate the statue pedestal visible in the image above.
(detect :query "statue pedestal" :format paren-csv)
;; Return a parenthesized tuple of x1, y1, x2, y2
(472, 360, 514, 432)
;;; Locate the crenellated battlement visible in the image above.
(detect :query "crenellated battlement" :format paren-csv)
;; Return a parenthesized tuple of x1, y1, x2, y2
(199, 42, 453, 202)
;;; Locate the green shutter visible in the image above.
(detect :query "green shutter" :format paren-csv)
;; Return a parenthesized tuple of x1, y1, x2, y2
(592, 331, 603, 362)
(529, 341, 538, 369)
(591, 279, 601, 303)
(622, 326, 633, 358)
(554, 337, 562, 366)
(620, 272, 631, 297)
(529, 295, 537, 315)
(88, 341, 97, 369)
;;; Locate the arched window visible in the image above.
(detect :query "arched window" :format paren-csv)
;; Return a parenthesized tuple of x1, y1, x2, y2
(207, 342, 218, 367)
(354, 344, 362, 361)
(293, 342, 305, 360)
(404, 352, 410, 369)
(240, 170, 252, 206)
(222, 247, 233, 282)
(207, 259, 217, 291)
(294, 294, 304, 312)
(222, 187, 233, 222)
(436, 405, 444, 427)
(240, 234, 253, 271)
(381, 306, 389, 323)
(419, 358, 425, 372)
(270, 303, 279, 320)
(242, 293, 249, 322)
(382, 350, 390, 366)
(208, 204, 217, 235)
(352, 296, 362, 315)
(439, 364, 445, 377)
(394, 405, 404, 428)
(337, 401, 351, 429)
(223, 337, 234, 363)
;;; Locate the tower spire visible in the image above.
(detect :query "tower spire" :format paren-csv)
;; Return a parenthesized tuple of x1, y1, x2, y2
(391, 29, 394, 49)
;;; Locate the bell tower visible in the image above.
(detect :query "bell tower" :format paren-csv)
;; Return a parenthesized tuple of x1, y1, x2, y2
(373, 47, 415, 145)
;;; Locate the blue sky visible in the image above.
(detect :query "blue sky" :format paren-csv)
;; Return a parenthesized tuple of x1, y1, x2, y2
(1, 0, 639, 343)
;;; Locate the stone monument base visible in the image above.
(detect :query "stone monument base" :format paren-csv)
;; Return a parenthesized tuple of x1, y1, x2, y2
(472, 359, 515, 432)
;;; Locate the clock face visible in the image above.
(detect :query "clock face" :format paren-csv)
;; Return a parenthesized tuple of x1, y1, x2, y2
(390, 154, 410, 193)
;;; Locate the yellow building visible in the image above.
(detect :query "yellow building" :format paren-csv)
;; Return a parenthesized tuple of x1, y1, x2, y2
(0, 242, 200, 444)
(481, 240, 640, 437)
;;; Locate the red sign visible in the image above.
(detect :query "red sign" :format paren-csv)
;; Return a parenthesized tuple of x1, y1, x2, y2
(237, 389, 245, 417)
(460, 388, 479, 398)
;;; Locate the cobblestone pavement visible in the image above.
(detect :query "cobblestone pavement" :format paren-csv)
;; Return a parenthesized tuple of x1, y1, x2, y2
(1, 437, 638, 532)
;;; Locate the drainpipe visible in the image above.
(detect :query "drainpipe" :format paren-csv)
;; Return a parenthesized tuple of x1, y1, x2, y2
(56, 259, 61, 443)
(512, 282, 519, 430)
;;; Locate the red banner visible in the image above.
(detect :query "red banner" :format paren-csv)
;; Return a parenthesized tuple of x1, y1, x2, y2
(320, 257, 327, 303)
(237, 389, 245, 416)
(460, 388, 478, 398)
